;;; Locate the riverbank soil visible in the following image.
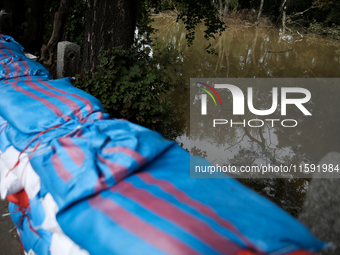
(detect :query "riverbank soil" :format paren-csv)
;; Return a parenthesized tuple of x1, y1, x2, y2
(0, 199, 22, 255)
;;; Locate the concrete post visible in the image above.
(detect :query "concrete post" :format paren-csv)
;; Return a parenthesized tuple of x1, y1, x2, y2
(57, 41, 80, 79)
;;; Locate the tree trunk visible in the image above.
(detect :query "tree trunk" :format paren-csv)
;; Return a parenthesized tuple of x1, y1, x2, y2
(82, 0, 138, 75)
(0, 0, 26, 39)
(275, 0, 288, 27)
(0, 0, 45, 54)
(218, 0, 223, 18)
(282, 10, 286, 34)
(257, 0, 264, 20)
(40, 0, 73, 69)
(22, 0, 46, 54)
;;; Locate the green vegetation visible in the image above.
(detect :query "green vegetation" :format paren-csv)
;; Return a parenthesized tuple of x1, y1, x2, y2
(74, 44, 183, 136)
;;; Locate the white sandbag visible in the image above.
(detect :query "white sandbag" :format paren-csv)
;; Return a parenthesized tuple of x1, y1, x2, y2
(41, 193, 89, 255)
(51, 233, 90, 255)
(0, 157, 22, 199)
(40, 193, 62, 233)
(25, 249, 37, 255)
(1, 146, 40, 199)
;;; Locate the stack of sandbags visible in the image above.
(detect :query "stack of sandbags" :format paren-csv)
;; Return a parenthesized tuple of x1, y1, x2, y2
(0, 34, 327, 255)
(0, 116, 89, 255)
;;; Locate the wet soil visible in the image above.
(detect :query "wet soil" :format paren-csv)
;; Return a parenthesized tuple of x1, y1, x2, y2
(0, 199, 22, 255)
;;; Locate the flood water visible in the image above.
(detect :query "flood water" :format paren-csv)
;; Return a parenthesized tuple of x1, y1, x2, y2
(153, 16, 340, 79)
(152, 17, 340, 184)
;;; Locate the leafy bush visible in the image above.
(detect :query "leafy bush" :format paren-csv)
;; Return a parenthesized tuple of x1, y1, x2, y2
(308, 20, 340, 40)
(74, 44, 183, 134)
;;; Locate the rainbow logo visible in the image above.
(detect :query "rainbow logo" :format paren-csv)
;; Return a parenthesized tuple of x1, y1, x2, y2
(196, 82, 222, 107)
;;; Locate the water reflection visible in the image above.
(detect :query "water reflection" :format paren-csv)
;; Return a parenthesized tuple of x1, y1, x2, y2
(153, 17, 340, 79)
(152, 17, 340, 213)
(152, 16, 340, 140)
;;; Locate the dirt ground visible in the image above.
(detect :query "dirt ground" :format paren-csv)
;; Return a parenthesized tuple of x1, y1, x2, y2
(0, 199, 23, 255)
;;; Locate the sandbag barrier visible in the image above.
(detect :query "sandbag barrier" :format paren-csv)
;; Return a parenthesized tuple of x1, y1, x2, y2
(0, 34, 326, 255)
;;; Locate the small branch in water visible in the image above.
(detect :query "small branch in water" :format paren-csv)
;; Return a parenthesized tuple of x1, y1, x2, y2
(224, 133, 246, 151)
(266, 48, 293, 54)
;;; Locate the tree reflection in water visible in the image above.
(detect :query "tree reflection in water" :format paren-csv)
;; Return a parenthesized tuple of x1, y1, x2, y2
(152, 17, 340, 216)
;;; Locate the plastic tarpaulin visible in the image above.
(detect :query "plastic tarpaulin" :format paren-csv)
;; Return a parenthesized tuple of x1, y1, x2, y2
(0, 34, 326, 255)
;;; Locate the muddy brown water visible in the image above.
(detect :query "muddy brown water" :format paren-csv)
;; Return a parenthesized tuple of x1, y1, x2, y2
(153, 17, 340, 79)
(153, 17, 340, 212)
(152, 16, 340, 166)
